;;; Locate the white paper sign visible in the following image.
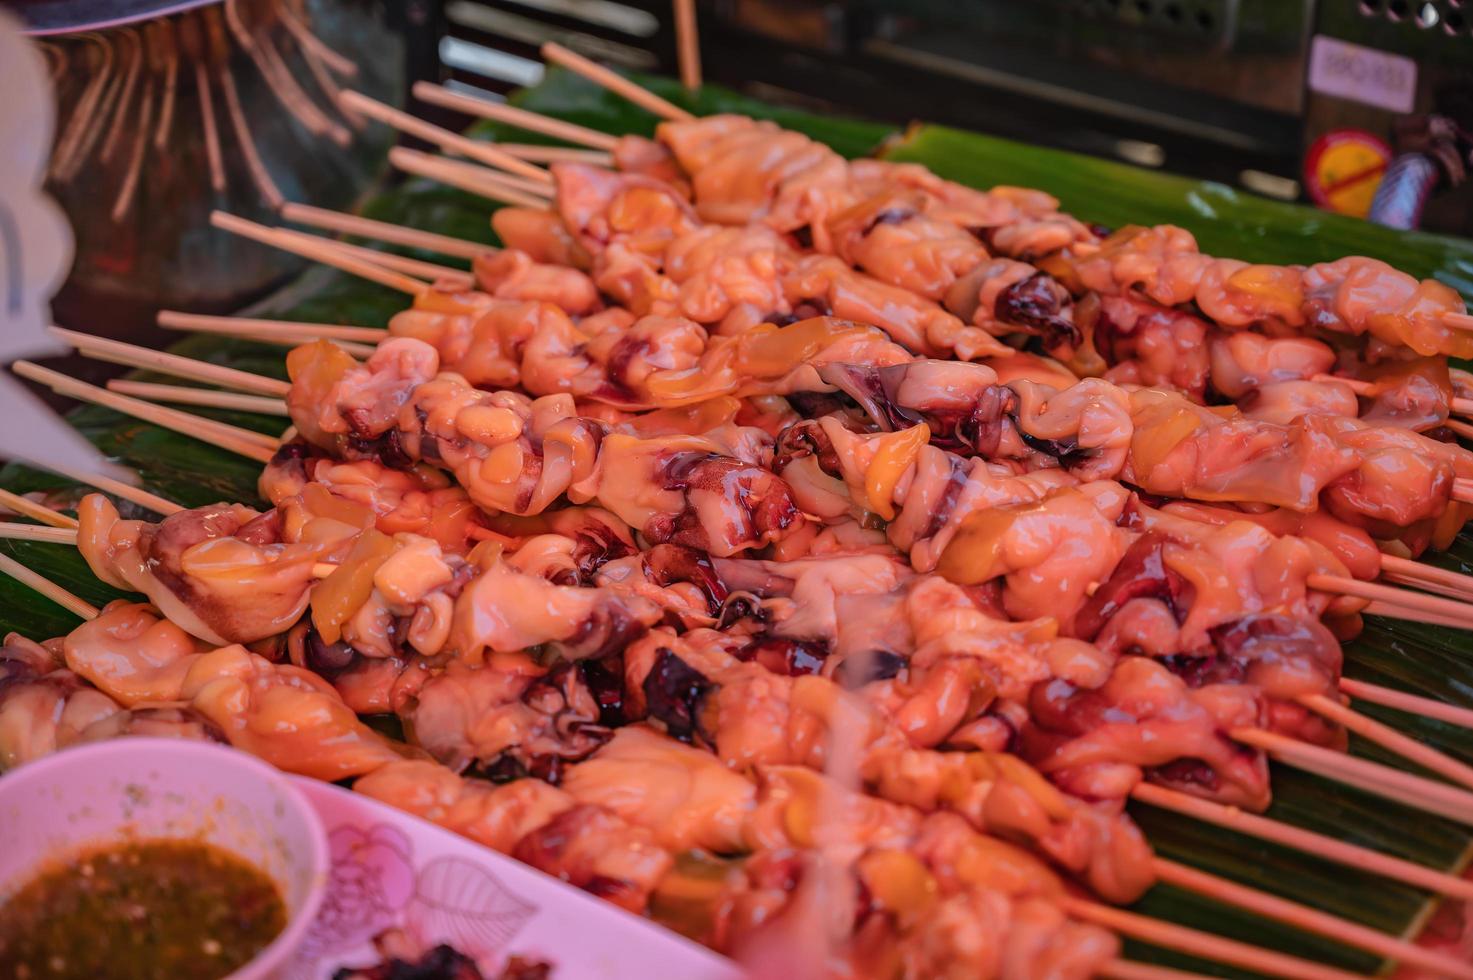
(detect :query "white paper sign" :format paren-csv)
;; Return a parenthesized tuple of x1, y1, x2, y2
(1308, 35, 1418, 114)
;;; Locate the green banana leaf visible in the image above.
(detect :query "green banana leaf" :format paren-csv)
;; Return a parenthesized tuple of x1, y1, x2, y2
(5, 65, 1473, 977)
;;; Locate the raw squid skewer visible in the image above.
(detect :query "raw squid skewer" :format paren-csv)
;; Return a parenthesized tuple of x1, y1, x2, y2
(181, 213, 1473, 527)
(28, 333, 1473, 633)
(620, 631, 1473, 975)
(8, 380, 1473, 972)
(225, 176, 1473, 443)
(61, 459, 1473, 753)
(10, 487, 1473, 812)
(17, 62, 1473, 975)
(0, 589, 1191, 978)
(2, 562, 1466, 979)
(40, 320, 1473, 657)
(8, 477, 1473, 916)
(493, 47, 1473, 361)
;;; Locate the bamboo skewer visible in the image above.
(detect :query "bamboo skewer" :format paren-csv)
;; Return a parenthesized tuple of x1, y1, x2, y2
(411, 81, 619, 151)
(394, 148, 553, 199)
(1361, 600, 1471, 629)
(107, 380, 290, 416)
(541, 42, 694, 122)
(1153, 858, 1473, 979)
(1233, 726, 1473, 827)
(0, 554, 98, 620)
(1096, 964, 1218, 980)
(12, 362, 277, 464)
(211, 211, 429, 296)
(1314, 373, 1473, 417)
(1061, 898, 1362, 980)
(26, 461, 182, 516)
(0, 523, 80, 545)
(50, 326, 291, 397)
(1379, 552, 1473, 602)
(1309, 573, 1473, 626)
(497, 143, 614, 166)
(1445, 311, 1473, 331)
(673, 0, 702, 92)
(1131, 782, 1473, 900)
(340, 90, 552, 184)
(42, 375, 278, 449)
(274, 227, 473, 285)
(1448, 418, 1473, 442)
(1380, 570, 1473, 602)
(0, 489, 78, 530)
(1299, 692, 1473, 791)
(280, 202, 492, 260)
(1379, 553, 1473, 596)
(388, 147, 551, 209)
(1341, 678, 1473, 731)
(159, 310, 388, 344)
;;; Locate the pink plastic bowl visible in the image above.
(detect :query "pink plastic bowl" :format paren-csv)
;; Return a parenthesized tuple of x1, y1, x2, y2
(0, 738, 330, 979)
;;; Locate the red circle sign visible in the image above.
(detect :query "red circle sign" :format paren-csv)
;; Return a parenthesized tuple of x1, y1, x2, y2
(1305, 129, 1393, 218)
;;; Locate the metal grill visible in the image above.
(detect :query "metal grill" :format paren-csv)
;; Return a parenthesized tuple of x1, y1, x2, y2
(1061, 0, 1238, 43)
(1358, 0, 1472, 36)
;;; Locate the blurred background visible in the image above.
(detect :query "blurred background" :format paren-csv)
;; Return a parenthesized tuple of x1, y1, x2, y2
(5, 0, 1472, 324)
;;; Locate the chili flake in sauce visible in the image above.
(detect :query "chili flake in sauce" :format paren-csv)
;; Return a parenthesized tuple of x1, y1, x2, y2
(0, 838, 286, 980)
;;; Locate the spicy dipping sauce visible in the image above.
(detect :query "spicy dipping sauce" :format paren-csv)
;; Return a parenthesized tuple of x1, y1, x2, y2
(0, 838, 287, 980)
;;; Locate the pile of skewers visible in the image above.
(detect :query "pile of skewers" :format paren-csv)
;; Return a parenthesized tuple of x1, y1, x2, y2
(8, 38, 1473, 980)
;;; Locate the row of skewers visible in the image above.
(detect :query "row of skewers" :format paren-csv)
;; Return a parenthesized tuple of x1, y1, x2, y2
(6, 39, 1473, 979)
